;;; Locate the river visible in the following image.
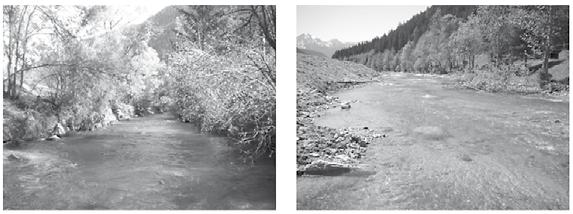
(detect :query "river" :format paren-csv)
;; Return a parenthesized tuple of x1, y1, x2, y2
(4, 114, 275, 210)
(298, 72, 568, 209)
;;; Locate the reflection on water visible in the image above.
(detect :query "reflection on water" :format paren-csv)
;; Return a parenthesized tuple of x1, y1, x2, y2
(4, 114, 275, 210)
(298, 73, 568, 210)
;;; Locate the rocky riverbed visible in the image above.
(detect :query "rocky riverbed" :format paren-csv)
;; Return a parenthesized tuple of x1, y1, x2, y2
(297, 85, 388, 175)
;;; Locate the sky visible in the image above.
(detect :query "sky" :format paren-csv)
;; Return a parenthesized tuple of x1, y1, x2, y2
(297, 5, 429, 43)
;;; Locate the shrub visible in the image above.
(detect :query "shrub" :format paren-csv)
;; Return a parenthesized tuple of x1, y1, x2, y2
(167, 49, 276, 160)
(456, 65, 542, 94)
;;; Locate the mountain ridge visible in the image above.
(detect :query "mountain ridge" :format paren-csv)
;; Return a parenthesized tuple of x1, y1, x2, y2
(297, 33, 355, 58)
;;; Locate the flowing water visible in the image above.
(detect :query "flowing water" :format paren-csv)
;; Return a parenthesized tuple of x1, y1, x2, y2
(4, 114, 275, 210)
(298, 72, 568, 210)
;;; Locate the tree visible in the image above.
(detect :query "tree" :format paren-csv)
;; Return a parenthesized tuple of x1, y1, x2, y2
(399, 41, 415, 72)
(474, 6, 523, 67)
(3, 6, 44, 98)
(448, 14, 484, 71)
(513, 5, 569, 85)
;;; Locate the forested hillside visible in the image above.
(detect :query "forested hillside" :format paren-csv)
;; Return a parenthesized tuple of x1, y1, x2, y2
(333, 5, 569, 89)
(3, 5, 276, 159)
(332, 6, 476, 58)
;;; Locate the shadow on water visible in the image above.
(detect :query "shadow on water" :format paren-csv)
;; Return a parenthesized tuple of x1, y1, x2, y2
(4, 114, 275, 210)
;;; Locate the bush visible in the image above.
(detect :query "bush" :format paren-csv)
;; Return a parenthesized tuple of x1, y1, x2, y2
(111, 102, 135, 120)
(456, 65, 542, 93)
(167, 49, 276, 160)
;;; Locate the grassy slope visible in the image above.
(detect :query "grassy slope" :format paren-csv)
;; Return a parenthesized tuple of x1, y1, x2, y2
(297, 53, 378, 92)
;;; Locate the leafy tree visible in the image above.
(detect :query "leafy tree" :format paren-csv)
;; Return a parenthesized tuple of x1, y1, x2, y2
(512, 5, 569, 85)
(473, 6, 523, 67)
(448, 14, 484, 71)
(399, 41, 415, 72)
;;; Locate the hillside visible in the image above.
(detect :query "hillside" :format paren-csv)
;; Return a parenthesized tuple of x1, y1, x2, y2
(333, 5, 476, 59)
(297, 53, 378, 92)
(141, 6, 181, 60)
(297, 34, 354, 58)
(297, 48, 327, 58)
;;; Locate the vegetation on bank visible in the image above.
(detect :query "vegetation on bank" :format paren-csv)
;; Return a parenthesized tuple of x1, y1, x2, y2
(163, 6, 276, 160)
(4, 5, 157, 142)
(333, 6, 569, 92)
(3, 5, 276, 160)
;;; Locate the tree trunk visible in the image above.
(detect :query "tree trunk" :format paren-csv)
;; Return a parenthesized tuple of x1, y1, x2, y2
(540, 44, 550, 87)
(6, 7, 14, 97)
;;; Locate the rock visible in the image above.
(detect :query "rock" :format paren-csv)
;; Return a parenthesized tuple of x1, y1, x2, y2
(555, 119, 561, 123)
(303, 159, 354, 176)
(460, 154, 473, 162)
(413, 126, 448, 140)
(335, 154, 352, 163)
(46, 135, 60, 141)
(7, 154, 20, 161)
(309, 152, 320, 157)
(52, 123, 66, 136)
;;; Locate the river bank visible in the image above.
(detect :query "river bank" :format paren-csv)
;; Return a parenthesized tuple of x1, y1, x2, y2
(296, 53, 385, 175)
(3, 96, 139, 146)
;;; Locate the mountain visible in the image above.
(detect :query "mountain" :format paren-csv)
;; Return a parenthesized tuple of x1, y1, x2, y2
(297, 34, 354, 58)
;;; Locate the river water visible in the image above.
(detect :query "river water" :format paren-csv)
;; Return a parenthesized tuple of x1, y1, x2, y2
(298, 72, 568, 209)
(4, 114, 275, 210)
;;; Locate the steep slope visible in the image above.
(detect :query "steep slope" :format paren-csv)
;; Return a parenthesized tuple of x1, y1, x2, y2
(297, 52, 378, 92)
(142, 6, 182, 60)
(297, 34, 354, 58)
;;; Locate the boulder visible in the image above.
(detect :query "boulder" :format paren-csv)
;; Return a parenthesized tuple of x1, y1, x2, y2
(341, 102, 351, 109)
(7, 153, 20, 161)
(52, 123, 66, 136)
(303, 159, 353, 176)
(46, 135, 60, 141)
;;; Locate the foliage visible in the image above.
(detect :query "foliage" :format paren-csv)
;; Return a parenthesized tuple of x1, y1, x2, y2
(455, 65, 541, 93)
(331, 5, 569, 92)
(3, 5, 164, 137)
(511, 6, 569, 85)
(165, 5, 276, 160)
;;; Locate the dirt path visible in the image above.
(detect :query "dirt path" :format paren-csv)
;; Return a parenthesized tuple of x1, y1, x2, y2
(4, 114, 275, 210)
(298, 72, 568, 209)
